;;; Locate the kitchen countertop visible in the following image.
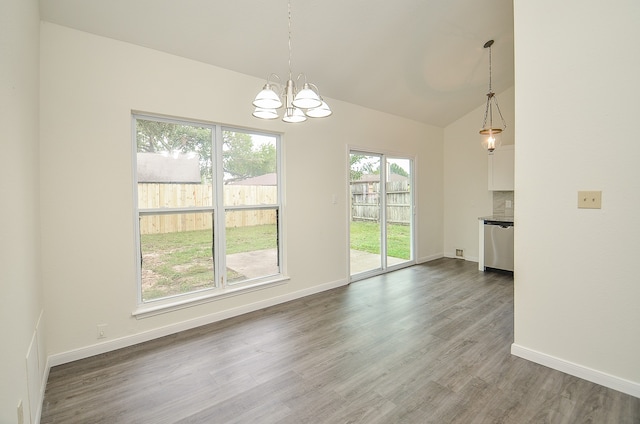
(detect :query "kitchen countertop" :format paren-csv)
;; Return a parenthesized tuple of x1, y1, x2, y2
(479, 215, 514, 223)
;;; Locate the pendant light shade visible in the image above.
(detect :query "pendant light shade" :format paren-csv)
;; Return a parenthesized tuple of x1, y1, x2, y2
(251, 0, 331, 123)
(480, 127, 502, 152)
(282, 107, 307, 123)
(305, 101, 333, 118)
(252, 107, 279, 120)
(292, 83, 322, 109)
(479, 40, 506, 153)
(253, 83, 282, 109)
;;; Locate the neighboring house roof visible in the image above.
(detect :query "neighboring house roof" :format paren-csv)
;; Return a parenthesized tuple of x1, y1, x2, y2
(137, 153, 201, 183)
(227, 173, 277, 186)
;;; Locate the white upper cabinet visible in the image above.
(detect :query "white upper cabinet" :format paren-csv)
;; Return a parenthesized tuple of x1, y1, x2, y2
(488, 145, 514, 191)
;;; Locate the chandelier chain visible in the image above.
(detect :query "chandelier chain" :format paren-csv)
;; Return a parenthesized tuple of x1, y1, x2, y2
(482, 45, 493, 128)
(482, 93, 491, 128)
(287, 0, 292, 81)
(251, 0, 332, 121)
(488, 44, 493, 93)
(481, 41, 506, 130)
(493, 92, 507, 129)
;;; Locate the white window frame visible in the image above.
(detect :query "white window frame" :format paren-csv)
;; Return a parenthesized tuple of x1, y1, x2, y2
(132, 114, 287, 318)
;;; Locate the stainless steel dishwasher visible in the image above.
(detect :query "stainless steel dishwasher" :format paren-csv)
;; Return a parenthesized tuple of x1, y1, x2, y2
(484, 220, 514, 271)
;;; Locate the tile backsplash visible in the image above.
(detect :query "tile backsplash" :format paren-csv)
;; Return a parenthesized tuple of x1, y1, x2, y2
(493, 191, 514, 217)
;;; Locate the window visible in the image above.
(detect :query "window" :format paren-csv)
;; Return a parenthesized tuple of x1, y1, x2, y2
(134, 115, 282, 305)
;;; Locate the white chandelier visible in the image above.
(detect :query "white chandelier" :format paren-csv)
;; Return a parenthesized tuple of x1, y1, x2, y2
(479, 40, 507, 153)
(252, 0, 332, 123)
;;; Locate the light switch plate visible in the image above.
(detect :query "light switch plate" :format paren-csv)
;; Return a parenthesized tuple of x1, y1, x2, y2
(578, 191, 602, 209)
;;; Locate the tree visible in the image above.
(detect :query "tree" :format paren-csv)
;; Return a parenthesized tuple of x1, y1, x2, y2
(136, 120, 213, 182)
(136, 120, 276, 184)
(389, 162, 409, 177)
(349, 154, 379, 181)
(222, 131, 276, 183)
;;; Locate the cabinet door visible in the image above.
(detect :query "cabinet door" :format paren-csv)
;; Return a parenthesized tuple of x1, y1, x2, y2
(488, 145, 514, 190)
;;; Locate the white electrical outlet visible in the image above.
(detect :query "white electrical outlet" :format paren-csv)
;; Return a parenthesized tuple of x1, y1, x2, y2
(97, 324, 108, 339)
(578, 191, 602, 209)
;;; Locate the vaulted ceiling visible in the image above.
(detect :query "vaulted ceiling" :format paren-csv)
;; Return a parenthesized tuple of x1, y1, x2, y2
(39, 0, 514, 128)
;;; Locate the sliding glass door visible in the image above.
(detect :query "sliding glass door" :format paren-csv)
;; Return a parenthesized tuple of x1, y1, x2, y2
(349, 151, 414, 280)
(385, 157, 413, 269)
(350, 153, 382, 275)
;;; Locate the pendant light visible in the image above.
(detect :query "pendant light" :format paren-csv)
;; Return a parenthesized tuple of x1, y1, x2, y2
(252, 0, 332, 122)
(480, 40, 507, 153)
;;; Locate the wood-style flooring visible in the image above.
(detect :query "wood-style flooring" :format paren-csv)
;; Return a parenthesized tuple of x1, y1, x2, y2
(41, 258, 640, 423)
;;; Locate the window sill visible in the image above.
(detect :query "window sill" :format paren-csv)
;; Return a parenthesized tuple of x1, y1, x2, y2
(132, 275, 289, 319)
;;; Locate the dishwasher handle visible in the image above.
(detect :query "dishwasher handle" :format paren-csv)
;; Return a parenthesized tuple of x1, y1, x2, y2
(484, 220, 513, 228)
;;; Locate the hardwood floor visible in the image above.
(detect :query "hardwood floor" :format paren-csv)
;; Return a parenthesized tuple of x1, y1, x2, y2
(41, 258, 640, 423)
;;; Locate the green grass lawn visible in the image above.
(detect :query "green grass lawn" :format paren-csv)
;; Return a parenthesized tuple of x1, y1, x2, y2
(141, 221, 410, 300)
(142, 224, 277, 255)
(141, 224, 277, 300)
(349, 220, 410, 259)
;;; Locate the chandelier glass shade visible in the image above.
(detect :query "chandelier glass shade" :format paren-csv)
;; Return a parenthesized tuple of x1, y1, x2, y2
(253, 84, 283, 110)
(480, 40, 506, 153)
(252, 0, 332, 123)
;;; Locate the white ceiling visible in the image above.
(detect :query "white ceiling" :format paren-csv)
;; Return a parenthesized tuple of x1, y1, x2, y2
(39, 0, 514, 128)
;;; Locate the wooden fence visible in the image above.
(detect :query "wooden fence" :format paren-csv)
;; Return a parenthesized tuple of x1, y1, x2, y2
(138, 180, 411, 235)
(138, 183, 277, 235)
(350, 180, 411, 225)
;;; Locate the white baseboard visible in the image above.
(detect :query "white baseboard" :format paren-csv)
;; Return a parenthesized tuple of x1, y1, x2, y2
(443, 252, 479, 263)
(416, 253, 444, 264)
(35, 357, 51, 424)
(48, 278, 348, 368)
(511, 343, 640, 398)
(33, 309, 46, 424)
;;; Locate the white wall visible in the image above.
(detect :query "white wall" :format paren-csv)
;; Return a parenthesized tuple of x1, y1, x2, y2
(512, 0, 640, 395)
(444, 86, 514, 261)
(40, 23, 444, 359)
(0, 0, 45, 422)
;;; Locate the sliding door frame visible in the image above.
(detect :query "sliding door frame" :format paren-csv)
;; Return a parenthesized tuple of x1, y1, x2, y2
(348, 146, 416, 282)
